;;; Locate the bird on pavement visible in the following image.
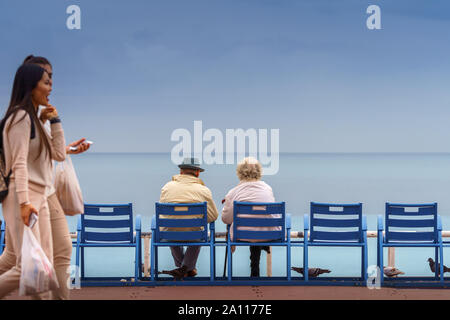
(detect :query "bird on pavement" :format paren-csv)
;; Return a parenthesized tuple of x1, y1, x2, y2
(291, 267, 331, 277)
(383, 266, 405, 277)
(427, 258, 450, 276)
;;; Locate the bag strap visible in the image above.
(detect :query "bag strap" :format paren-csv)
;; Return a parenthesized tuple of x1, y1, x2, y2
(0, 112, 34, 179)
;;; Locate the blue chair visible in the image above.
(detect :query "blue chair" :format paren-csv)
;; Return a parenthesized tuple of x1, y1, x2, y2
(0, 220, 5, 255)
(75, 203, 142, 284)
(226, 201, 291, 281)
(378, 203, 443, 284)
(304, 202, 368, 282)
(151, 202, 215, 282)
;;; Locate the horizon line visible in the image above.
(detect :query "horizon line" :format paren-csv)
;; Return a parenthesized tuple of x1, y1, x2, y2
(81, 151, 450, 155)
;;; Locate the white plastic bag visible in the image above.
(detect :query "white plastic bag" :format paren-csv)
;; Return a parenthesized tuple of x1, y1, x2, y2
(19, 226, 59, 296)
(54, 155, 84, 216)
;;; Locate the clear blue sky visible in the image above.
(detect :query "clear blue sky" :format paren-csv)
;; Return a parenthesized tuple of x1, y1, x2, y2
(0, 0, 449, 152)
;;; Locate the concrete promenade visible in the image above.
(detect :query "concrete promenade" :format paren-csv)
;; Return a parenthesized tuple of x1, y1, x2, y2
(4, 286, 450, 300)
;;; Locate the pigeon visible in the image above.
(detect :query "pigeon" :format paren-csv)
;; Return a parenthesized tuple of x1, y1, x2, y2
(291, 267, 331, 277)
(383, 266, 405, 277)
(427, 258, 450, 276)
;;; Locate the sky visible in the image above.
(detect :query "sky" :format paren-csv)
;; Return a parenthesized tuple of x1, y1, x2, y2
(0, 0, 449, 153)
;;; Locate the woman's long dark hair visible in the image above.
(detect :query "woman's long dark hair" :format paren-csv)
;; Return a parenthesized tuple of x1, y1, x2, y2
(23, 55, 51, 67)
(0, 63, 52, 161)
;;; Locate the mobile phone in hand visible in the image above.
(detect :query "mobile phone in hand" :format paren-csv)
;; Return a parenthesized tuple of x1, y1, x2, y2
(69, 140, 93, 151)
(29, 213, 38, 228)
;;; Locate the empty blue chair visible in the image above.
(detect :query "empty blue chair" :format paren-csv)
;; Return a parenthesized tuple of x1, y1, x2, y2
(304, 202, 368, 282)
(0, 220, 5, 255)
(151, 202, 215, 282)
(226, 201, 291, 281)
(378, 203, 443, 284)
(75, 203, 142, 284)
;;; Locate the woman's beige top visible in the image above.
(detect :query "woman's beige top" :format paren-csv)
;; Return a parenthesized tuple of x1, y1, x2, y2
(3, 109, 66, 204)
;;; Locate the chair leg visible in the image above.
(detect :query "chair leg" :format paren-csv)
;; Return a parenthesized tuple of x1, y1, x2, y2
(139, 241, 143, 279)
(81, 247, 85, 279)
(227, 244, 232, 281)
(435, 246, 439, 280)
(378, 245, 383, 286)
(303, 244, 308, 282)
(362, 245, 368, 281)
(150, 244, 155, 282)
(439, 245, 444, 283)
(155, 246, 159, 280)
(135, 242, 140, 284)
(210, 244, 215, 282)
(287, 244, 291, 281)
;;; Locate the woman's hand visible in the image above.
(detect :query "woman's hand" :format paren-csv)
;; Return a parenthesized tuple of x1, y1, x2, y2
(66, 138, 91, 154)
(20, 203, 38, 226)
(39, 105, 58, 122)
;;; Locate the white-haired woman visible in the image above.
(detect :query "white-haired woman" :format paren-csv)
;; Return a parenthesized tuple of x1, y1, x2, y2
(221, 157, 279, 277)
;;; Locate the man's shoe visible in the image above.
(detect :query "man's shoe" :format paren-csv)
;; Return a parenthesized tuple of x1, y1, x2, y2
(159, 266, 187, 280)
(185, 268, 197, 277)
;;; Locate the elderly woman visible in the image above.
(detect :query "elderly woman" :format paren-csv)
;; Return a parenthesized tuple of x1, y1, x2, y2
(221, 157, 279, 277)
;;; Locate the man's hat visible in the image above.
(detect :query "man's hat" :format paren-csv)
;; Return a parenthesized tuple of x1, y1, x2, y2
(178, 157, 204, 172)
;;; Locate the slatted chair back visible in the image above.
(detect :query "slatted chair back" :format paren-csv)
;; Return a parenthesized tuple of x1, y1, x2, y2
(310, 202, 363, 242)
(81, 203, 134, 243)
(232, 202, 285, 242)
(155, 202, 208, 242)
(385, 203, 438, 243)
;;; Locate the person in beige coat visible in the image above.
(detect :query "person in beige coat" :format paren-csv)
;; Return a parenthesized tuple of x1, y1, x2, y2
(159, 158, 219, 278)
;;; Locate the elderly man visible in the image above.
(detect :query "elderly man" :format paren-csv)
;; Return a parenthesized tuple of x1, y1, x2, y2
(159, 157, 219, 279)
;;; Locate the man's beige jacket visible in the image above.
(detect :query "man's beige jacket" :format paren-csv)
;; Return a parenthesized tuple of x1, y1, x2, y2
(159, 174, 219, 231)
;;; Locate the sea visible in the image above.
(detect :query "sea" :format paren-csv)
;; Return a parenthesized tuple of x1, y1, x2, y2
(3, 152, 450, 279)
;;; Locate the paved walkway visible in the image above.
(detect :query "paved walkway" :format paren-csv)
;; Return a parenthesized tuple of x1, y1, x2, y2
(4, 286, 450, 300)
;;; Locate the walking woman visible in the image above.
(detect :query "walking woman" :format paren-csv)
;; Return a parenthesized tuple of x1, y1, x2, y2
(0, 63, 66, 298)
(0, 56, 90, 299)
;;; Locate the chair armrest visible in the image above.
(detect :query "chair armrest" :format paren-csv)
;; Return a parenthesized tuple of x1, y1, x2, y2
(209, 222, 215, 242)
(286, 213, 292, 230)
(438, 215, 443, 231)
(151, 215, 156, 231)
(135, 215, 142, 232)
(303, 214, 309, 231)
(377, 215, 383, 231)
(362, 215, 367, 231)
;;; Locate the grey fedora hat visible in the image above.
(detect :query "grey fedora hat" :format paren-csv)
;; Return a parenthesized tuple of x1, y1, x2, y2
(178, 157, 205, 172)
